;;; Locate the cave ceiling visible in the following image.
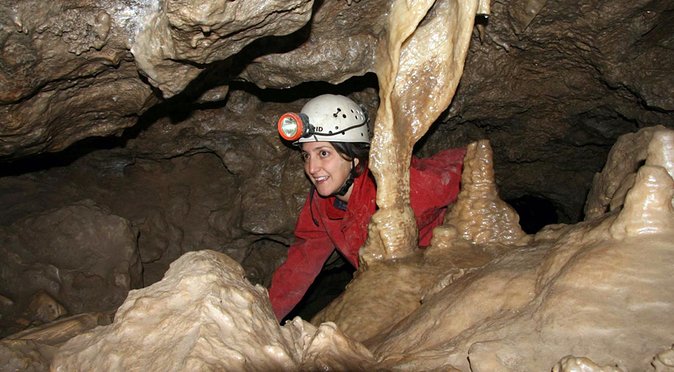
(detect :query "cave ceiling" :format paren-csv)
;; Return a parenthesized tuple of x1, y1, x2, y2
(1, 0, 672, 222)
(0, 0, 673, 348)
(1, 0, 674, 369)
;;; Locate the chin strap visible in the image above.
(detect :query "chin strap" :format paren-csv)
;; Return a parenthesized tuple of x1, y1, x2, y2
(309, 185, 319, 227)
(310, 160, 357, 227)
(333, 160, 357, 197)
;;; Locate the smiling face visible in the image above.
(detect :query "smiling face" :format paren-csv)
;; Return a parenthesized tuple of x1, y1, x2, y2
(301, 141, 358, 201)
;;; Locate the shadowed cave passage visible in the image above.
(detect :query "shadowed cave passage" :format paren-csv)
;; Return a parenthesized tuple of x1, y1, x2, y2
(1, 0, 673, 368)
(285, 193, 561, 322)
(284, 194, 561, 321)
(285, 254, 355, 322)
(506, 195, 559, 234)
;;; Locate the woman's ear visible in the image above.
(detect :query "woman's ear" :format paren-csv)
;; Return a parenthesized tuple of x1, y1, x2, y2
(353, 158, 360, 168)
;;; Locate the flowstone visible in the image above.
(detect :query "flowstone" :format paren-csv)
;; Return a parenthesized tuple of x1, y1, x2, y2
(320, 127, 674, 371)
(361, 0, 484, 263)
(20, 127, 671, 372)
(51, 250, 376, 371)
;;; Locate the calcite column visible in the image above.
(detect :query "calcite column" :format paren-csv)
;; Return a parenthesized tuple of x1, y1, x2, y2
(361, 0, 482, 265)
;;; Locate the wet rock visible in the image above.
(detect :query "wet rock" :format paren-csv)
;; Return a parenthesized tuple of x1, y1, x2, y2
(131, 0, 314, 96)
(0, 340, 55, 372)
(53, 250, 376, 371)
(439, 139, 529, 245)
(362, 128, 674, 371)
(652, 345, 674, 371)
(0, 0, 155, 158)
(0, 200, 141, 332)
(23, 291, 67, 325)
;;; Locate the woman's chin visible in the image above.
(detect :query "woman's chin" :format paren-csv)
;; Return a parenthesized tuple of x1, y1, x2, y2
(315, 186, 335, 198)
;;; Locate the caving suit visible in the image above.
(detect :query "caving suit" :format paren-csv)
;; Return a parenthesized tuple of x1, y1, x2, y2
(269, 147, 466, 321)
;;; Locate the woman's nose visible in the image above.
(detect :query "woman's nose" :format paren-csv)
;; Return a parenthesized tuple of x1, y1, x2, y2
(306, 157, 320, 174)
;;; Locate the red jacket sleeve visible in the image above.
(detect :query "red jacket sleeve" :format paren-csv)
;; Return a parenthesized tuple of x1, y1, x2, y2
(268, 193, 334, 321)
(410, 147, 465, 246)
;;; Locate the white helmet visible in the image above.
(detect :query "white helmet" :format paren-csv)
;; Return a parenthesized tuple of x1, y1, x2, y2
(277, 94, 370, 144)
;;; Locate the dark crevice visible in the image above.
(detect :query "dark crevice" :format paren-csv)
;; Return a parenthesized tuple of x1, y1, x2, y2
(283, 254, 355, 322)
(506, 194, 559, 233)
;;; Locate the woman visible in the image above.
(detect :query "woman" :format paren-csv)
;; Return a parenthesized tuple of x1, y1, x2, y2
(269, 94, 465, 321)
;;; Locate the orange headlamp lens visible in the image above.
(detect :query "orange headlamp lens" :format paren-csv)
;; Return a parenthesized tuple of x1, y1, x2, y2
(277, 112, 305, 141)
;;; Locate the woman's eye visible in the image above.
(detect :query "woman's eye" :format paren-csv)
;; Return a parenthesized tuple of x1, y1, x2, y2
(301, 153, 310, 161)
(320, 150, 330, 158)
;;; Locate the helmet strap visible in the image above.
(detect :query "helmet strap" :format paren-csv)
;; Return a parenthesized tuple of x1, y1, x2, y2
(333, 160, 357, 197)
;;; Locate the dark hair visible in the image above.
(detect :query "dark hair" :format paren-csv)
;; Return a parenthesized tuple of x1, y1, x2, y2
(331, 142, 370, 176)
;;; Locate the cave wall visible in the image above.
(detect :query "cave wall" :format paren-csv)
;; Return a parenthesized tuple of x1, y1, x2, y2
(418, 0, 674, 222)
(1, 0, 673, 337)
(3, 0, 672, 219)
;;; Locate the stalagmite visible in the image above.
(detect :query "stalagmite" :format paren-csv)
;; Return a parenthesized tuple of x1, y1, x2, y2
(361, 0, 482, 264)
(584, 125, 671, 220)
(435, 139, 529, 246)
(304, 127, 674, 371)
(4, 126, 673, 372)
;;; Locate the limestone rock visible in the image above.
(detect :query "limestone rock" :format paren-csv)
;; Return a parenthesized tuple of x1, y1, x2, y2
(0, 313, 111, 370)
(53, 250, 376, 371)
(131, 0, 314, 97)
(0, 200, 141, 332)
(552, 356, 623, 372)
(652, 345, 674, 372)
(239, 0, 387, 89)
(362, 0, 481, 263)
(319, 128, 674, 371)
(439, 139, 529, 245)
(3, 313, 112, 346)
(23, 291, 67, 325)
(0, 0, 155, 158)
(0, 339, 56, 372)
(585, 125, 670, 220)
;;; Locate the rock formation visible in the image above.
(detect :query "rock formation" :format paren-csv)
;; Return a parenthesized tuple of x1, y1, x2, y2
(318, 127, 674, 371)
(1, 0, 673, 370)
(362, 0, 482, 263)
(53, 250, 377, 371)
(0, 200, 141, 335)
(4, 127, 670, 371)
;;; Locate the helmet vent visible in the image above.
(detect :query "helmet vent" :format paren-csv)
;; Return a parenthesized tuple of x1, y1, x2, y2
(296, 94, 370, 144)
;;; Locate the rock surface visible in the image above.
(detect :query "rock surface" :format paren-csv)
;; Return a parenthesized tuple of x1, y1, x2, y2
(1, 0, 674, 369)
(0, 0, 156, 158)
(52, 250, 376, 371)
(0, 200, 141, 336)
(6, 127, 669, 371)
(131, 0, 315, 97)
(319, 127, 674, 371)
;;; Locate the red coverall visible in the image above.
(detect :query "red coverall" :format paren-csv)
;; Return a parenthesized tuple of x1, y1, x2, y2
(269, 147, 466, 320)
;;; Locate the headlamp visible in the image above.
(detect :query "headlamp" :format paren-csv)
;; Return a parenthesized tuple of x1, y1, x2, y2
(277, 112, 314, 141)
